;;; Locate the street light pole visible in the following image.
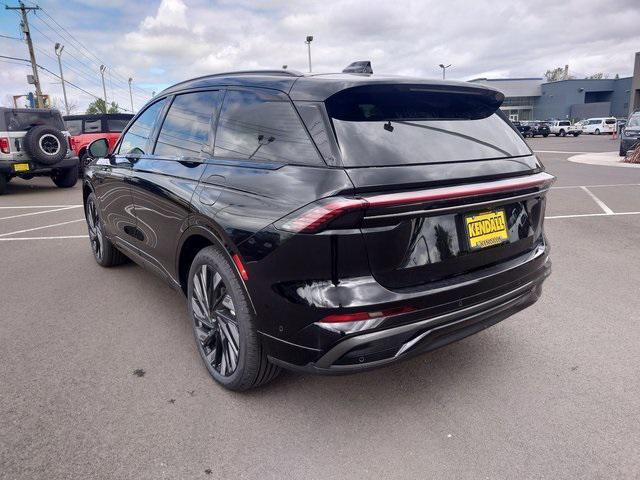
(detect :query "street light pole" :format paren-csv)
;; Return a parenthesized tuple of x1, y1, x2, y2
(54, 43, 69, 115)
(128, 77, 134, 113)
(439, 63, 451, 80)
(305, 35, 313, 73)
(99, 64, 107, 112)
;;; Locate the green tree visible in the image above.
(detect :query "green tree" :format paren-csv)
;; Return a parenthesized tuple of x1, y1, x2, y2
(86, 98, 120, 114)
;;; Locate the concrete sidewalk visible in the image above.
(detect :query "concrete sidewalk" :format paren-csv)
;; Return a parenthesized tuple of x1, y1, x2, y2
(568, 150, 640, 168)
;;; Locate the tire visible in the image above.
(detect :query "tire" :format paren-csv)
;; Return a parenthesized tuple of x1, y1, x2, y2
(595, 129, 601, 135)
(543, 133, 549, 137)
(0, 174, 6, 195)
(51, 165, 78, 188)
(85, 193, 128, 267)
(79, 151, 92, 177)
(23, 125, 67, 165)
(554, 133, 559, 137)
(188, 245, 280, 391)
(573, 133, 580, 137)
(559, 129, 566, 137)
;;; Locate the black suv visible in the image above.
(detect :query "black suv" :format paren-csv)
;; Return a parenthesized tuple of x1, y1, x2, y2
(0, 107, 78, 194)
(83, 71, 553, 390)
(521, 121, 550, 138)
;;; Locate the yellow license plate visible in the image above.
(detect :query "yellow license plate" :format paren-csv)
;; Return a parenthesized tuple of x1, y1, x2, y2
(465, 210, 509, 250)
(13, 163, 30, 172)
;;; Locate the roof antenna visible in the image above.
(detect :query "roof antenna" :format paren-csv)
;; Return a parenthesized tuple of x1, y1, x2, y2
(343, 61, 373, 74)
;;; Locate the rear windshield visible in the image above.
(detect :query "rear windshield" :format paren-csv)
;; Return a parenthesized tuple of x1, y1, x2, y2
(4, 110, 65, 132)
(325, 85, 530, 167)
(605, 119, 616, 124)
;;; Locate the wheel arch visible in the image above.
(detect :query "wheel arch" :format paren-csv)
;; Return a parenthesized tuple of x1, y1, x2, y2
(176, 222, 252, 309)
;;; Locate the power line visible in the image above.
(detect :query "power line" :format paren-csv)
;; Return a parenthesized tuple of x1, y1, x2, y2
(0, 33, 21, 40)
(33, 7, 153, 95)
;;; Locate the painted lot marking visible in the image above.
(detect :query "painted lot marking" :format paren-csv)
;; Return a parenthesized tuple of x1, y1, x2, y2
(0, 206, 82, 221)
(533, 150, 594, 154)
(0, 205, 83, 209)
(546, 211, 640, 220)
(579, 186, 614, 215)
(0, 219, 85, 238)
(551, 183, 640, 189)
(0, 235, 88, 241)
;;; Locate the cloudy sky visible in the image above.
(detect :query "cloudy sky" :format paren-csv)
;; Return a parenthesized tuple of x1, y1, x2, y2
(1, 0, 639, 112)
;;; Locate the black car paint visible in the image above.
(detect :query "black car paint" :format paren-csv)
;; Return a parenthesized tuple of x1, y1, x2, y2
(83, 72, 551, 373)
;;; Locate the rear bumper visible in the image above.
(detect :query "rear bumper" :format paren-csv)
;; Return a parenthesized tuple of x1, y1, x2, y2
(0, 156, 78, 175)
(263, 246, 551, 374)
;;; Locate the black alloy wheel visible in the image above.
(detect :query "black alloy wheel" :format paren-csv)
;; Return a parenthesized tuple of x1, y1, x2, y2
(191, 264, 241, 377)
(187, 246, 280, 390)
(85, 193, 127, 267)
(86, 196, 104, 263)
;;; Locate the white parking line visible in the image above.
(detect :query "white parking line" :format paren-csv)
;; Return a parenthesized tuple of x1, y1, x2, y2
(0, 205, 83, 209)
(0, 219, 85, 238)
(0, 206, 82, 221)
(0, 235, 88, 241)
(552, 183, 640, 189)
(580, 186, 614, 215)
(533, 150, 593, 154)
(546, 212, 640, 219)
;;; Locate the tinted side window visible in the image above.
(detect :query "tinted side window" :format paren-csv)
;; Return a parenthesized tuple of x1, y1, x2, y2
(84, 119, 102, 133)
(154, 91, 221, 158)
(65, 119, 82, 135)
(106, 118, 130, 132)
(118, 99, 167, 155)
(215, 89, 322, 164)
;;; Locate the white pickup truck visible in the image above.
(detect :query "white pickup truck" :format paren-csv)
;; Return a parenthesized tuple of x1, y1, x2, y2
(548, 120, 582, 137)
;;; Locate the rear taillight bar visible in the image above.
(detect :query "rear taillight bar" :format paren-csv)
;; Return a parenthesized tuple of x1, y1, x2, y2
(364, 172, 555, 207)
(277, 172, 555, 234)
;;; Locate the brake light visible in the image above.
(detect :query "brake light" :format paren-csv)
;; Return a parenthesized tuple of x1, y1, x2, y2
(277, 197, 367, 233)
(0, 137, 9, 154)
(321, 306, 416, 323)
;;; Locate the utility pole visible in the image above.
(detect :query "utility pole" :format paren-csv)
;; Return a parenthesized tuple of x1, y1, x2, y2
(128, 77, 134, 113)
(6, 2, 43, 108)
(99, 64, 107, 112)
(54, 43, 69, 114)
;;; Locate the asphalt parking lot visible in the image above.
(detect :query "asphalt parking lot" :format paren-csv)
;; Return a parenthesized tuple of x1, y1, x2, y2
(1, 135, 639, 479)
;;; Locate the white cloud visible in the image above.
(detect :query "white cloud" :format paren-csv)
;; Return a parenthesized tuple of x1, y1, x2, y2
(2, 0, 639, 112)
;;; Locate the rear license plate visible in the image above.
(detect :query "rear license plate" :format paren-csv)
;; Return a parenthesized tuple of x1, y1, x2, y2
(13, 163, 29, 172)
(465, 209, 509, 250)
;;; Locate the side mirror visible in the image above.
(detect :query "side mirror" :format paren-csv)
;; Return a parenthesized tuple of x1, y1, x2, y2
(88, 138, 109, 158)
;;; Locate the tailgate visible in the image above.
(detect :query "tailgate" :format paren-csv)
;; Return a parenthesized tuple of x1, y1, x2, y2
(355, 171, 553, 289)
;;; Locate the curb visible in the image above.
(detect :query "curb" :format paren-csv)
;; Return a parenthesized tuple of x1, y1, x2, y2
(567, 151, 640, 169)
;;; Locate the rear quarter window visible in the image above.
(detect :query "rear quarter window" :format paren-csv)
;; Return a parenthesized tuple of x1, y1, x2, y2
(214, 89, 323, 165)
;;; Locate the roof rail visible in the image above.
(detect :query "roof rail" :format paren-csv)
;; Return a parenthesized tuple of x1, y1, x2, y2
(159, 69, 304, 95)
(209, 69, 304, 77)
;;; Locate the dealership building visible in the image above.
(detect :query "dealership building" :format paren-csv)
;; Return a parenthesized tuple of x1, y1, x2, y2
(469, 53, 640, 122)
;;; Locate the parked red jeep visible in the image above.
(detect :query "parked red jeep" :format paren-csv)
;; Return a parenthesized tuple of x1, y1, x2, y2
(64, 113, 133, 171)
